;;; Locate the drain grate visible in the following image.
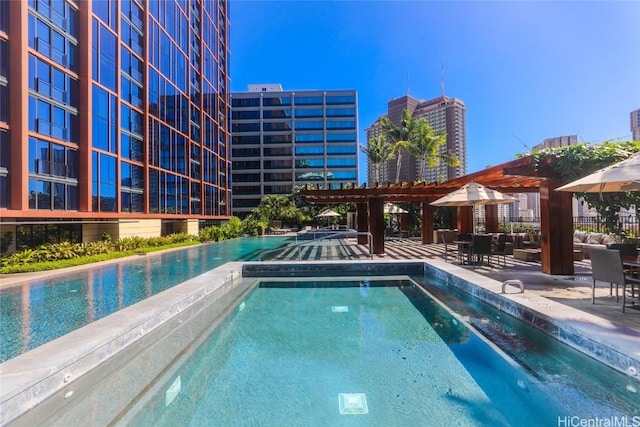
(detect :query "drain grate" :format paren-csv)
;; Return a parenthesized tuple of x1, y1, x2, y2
(338, 393, 368, 415)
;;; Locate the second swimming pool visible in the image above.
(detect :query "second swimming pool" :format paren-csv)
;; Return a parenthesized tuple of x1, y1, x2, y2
(120, 278, 637, 426)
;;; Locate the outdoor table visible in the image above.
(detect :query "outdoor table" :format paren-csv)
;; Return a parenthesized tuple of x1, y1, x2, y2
(622, 256, 640, 268)
(454, 240, 472, 264)
(622, 256, 640, 278)
(622, 256, 640, 304)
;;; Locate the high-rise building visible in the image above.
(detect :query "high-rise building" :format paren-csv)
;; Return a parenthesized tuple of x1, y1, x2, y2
(631, 108, 640, 141)
(0, 0, 230, 249)
(532, 135, 578, 151)
(230, 85, 358, 217)
(365, 94, 466, 185)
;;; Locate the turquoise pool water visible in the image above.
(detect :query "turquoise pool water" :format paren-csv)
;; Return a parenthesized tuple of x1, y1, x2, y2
(0, 237, 291, 362)
(124, 279, 634, 426)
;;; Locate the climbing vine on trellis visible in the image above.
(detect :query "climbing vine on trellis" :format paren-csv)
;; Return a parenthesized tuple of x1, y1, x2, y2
(525, 141, 640, 237)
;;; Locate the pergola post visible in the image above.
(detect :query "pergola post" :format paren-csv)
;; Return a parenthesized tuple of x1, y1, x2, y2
(369, 197, 385, 254)
(540, 179, 574, 275)
(485, 205, 499, 232)
(356, 202, 368, 245)
(421, 202, 433, 243)
(457, 206, 474, 234)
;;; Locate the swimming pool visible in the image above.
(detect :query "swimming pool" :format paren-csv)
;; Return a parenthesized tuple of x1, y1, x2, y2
(119, 278, 636, 426)
(2, 261, 638, 425)
(0, 236, 292, 362)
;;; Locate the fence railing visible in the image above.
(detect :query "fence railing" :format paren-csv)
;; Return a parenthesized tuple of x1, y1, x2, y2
(473, 216, 639, 236)
(572, 215, 638, 236)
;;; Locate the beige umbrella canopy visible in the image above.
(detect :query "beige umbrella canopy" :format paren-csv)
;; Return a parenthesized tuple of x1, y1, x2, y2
(430, 182, 518, 207)
(555, 153, 640, 193)
(430, 182, 517, 233)
(317, 208, 341, 217)
(384, 203, 408, 214)
(317, 208, 341, 226)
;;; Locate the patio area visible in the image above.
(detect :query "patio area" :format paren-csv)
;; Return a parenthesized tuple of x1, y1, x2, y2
(374, 239, 640, 332)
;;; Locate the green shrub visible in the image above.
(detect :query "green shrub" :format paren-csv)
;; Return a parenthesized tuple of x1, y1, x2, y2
(1, 248, 39, 267)
(114, 236, 147, 251)
(47, 241, 79, 260)
(199, 226, 224, 242)
(77, 241, 112, 256)
(242, 217, 261, 236)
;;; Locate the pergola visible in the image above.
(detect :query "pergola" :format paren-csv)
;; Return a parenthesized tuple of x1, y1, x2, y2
(300, 155, 576, 275)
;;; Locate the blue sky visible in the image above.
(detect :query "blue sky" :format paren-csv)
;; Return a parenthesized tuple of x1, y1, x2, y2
(229, 1, 640, 183)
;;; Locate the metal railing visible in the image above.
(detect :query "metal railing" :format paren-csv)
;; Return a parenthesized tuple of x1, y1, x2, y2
(476, 215, 640, 236)
(573, 215, 638, 236)
(258, 229, 373, 261)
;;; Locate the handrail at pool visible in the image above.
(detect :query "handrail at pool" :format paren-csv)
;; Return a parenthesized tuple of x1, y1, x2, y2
(258, 230, 373, 261)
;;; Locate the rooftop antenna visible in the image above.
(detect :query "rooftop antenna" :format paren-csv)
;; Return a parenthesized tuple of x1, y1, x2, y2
(407, 72, 410, 95)
(512, 132, 530, 152)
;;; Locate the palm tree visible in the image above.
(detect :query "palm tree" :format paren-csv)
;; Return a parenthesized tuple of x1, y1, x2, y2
(403, 117, 460, 182)
(360, 135, 394, 184)
(380, 109, 418, 183)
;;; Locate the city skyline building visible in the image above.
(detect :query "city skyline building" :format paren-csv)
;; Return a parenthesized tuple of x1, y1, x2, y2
(230, 84, 358, 217)
(532, 134, 578, 151)
(0, 0, 230, 250)
(631, 108, 640, 142)
(365, 94, 467, 185)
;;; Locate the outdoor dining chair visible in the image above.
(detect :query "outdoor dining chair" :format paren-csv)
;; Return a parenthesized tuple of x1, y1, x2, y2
(441, 231, 458, 263)
(588, 247, 640, 313)
(471, 234, 493, 269)
(491, 234, 508, 267)
(456, 233, 473, 264)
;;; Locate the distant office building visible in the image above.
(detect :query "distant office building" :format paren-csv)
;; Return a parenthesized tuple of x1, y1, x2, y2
(365, 94, 466, 185)
(631, 108, 640, 141)
(532, 135, 578, 151)
(230, 85, 358, 217)
(0, 0, 231, 250)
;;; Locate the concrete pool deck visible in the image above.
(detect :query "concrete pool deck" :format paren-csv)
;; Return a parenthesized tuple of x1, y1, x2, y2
(376, 239, 640, 332)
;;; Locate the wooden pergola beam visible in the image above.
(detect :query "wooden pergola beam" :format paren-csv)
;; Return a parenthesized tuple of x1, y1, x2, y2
(300, 155, 574, 275)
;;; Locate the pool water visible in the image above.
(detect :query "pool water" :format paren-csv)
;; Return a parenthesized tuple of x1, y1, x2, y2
(123, 279, 603, 426)
(0, 237, 291, 362)
(412, 273, 640, 418)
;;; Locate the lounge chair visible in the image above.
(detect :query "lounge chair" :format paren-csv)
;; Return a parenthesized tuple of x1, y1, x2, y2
(267, 226, 288, 235)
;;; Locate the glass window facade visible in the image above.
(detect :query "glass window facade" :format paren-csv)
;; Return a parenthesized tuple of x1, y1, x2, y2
(4, 0, 231, 227)
(230, 89, 358, 215)
(0, 130, 8, 208)
(294, 96, 322, 105)
(263, 109, 291, 119)
(92, 152, 117, 212)
(263, 96, 291, 106)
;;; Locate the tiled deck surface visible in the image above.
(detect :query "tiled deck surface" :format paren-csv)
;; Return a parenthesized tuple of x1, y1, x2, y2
(379, 239, 640, 332)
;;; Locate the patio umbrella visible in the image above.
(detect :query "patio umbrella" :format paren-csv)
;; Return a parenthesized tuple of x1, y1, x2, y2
(384, 203, 408, 231)
(384, 203, 408, 214)
(555, 153, 640, 193)
(317, 208, 341, 226)
(430, 182, 518, 232)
